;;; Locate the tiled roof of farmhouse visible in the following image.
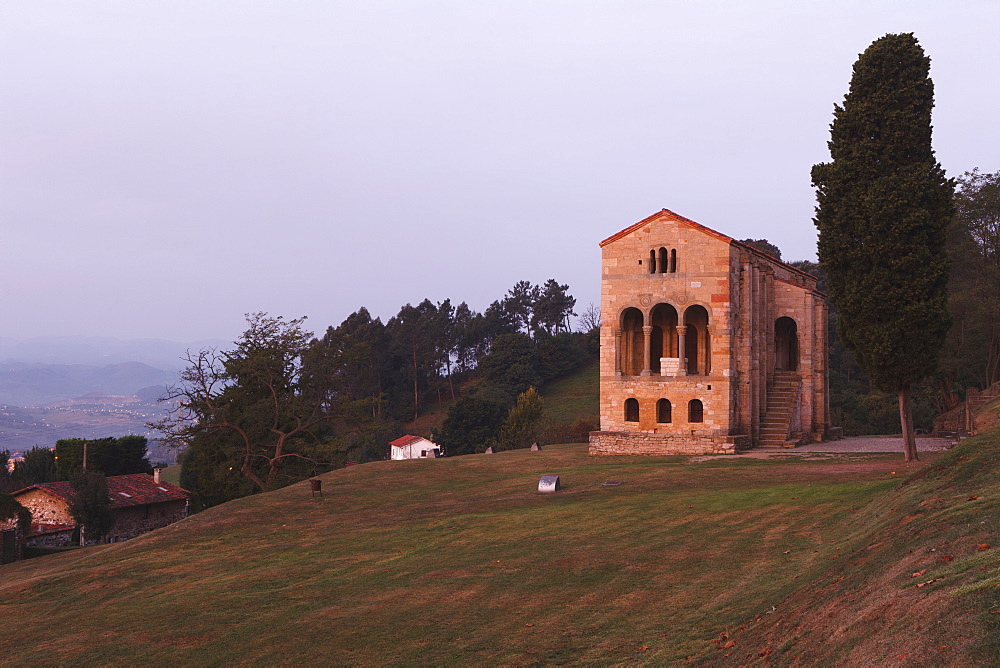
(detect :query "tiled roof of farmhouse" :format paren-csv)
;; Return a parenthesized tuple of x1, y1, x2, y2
(389, 434, 428, 447)
(14, 474, 189, 509)
(600, 208, 819, 281)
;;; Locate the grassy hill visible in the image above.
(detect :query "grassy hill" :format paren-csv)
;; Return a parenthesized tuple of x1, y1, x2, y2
(538, 359, 599, 425)
(404, 360, 600, 439)
(2, 433, 998, 663)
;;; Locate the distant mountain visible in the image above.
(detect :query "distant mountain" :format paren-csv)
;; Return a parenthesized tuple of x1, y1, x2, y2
(0, 361, 176, 407)
(0, 335, 228, 371)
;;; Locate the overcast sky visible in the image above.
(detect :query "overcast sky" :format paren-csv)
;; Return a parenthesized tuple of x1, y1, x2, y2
(2, 1, 997, 344)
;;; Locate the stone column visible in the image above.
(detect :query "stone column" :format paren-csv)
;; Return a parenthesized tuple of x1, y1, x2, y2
(676, 325, 688, 376)
(704, 326, 711, 376)
(614, 327, 623, 376)
(641, 326, 653, 376)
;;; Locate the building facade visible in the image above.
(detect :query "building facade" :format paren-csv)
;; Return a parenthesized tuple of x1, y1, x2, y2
(389, 435, 442, 460)
(589, 209, 829, 456)
(13, 472, 189, 546)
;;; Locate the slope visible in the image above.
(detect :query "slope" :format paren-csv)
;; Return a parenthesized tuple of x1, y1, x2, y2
(0, 441, 994, 665)
(705, 428, 1000, 665)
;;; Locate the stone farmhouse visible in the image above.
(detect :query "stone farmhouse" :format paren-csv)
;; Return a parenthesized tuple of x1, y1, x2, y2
(389, 435, 442, 460)
(589, 209, 830, 456)
(13, 472, 190, 546)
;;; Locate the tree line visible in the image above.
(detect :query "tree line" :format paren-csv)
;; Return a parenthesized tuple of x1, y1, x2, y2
(153, 279, 592, 510)
(0, 436, 154, 492)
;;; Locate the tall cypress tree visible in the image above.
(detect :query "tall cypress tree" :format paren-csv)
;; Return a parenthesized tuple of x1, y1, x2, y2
(812, 33, 953, 462)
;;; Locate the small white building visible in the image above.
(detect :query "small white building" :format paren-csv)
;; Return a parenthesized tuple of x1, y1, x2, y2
(389, 435, 441, 460)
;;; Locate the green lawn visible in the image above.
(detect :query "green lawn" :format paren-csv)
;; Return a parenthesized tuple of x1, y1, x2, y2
(0, 443, 956, 665)
(539, 359, 599, 424)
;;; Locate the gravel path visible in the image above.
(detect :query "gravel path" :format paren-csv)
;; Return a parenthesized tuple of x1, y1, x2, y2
(690, 435, 958, 461)
(792, 435, 955, 453)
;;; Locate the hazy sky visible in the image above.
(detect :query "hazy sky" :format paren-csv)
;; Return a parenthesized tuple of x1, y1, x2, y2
(2, 1, 997, 344)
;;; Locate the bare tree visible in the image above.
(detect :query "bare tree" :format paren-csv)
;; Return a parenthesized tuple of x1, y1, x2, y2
(151, 313, 336, 492)
(577, 302, 601, 333)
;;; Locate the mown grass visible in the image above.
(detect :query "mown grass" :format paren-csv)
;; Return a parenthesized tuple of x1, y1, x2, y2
(0, 445, 920, 665)
(539, 359, 599, 424)
(158, 464, 182, 486)
(705, 430, 1000, 666)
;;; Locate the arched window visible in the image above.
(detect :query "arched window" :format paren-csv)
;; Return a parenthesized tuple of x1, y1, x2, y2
(648, 250, 656, 274)
(620, 308, 644, 376)
(658, 247, 667, 274)
(683, 305, 710, 375)
(670, 249, 677, 273)
(624, 398, 639, 423)
(657, 399, 672, 423)
(649, 303, 679, 374)
(688, 399, 704, 423)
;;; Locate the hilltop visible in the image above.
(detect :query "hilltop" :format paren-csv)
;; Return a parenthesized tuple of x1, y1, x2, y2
(2, 425, 998, 663)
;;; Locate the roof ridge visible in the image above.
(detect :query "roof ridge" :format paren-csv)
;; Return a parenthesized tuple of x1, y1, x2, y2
(599, 208, 820, 282)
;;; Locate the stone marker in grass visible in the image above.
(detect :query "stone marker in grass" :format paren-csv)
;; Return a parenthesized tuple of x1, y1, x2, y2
(538, 475, 560, 493)
(530, 443, 541, 451)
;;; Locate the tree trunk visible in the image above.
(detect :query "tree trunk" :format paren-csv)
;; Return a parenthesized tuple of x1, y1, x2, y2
(899, 385, 918, 462)
(412, 347, 419, 422)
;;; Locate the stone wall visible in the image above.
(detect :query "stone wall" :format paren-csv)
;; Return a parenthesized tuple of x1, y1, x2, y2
(27, 527, 75, 548)
(16, 489, 72, 525)
(588, 430, 749, 456)
(596, 209, 829, 453)
(103, 500, 188, 544)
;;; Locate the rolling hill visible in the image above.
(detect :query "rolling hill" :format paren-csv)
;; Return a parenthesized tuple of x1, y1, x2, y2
(2, 425, 999, 663)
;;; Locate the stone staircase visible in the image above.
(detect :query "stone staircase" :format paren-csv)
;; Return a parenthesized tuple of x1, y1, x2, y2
(758, 372, 802, 449)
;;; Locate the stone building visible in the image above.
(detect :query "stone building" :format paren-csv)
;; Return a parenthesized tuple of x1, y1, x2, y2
(13, 472, 189, 546)
(589, 209, 829, 456)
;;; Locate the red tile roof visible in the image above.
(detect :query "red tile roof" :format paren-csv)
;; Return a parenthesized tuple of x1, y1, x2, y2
(389, 435, 429, 447)
(14, 474, 189, 509)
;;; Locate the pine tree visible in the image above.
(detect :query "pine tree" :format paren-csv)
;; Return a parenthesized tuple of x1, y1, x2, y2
(812, 33, 953, 462)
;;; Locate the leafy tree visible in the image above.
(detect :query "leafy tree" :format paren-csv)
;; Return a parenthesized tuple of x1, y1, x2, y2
(387, 300, 439, 421)
(12, 447, 56, 486)
(812, 33, 953, 461)
(178, 430, 258, 511)
(68, 471, 115, 544)
(939, 169, 1000, 398)
(303, 308, 390, 419)
(535, 332, 589, 382)
(477, 333, 541, 399)
(153, 313, 338, 496)
(0, 450, 13, 493)
(495, 387, 545, 451)
(436, 395, 508, 455)
(739, 239, 782, 260)
(503, 280, 540, 336)
(54, 436, 153, 479)
(532, 279, 577, 335)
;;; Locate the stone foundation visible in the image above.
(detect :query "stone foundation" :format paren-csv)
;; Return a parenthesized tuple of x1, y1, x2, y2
(588, 430, 749, 456)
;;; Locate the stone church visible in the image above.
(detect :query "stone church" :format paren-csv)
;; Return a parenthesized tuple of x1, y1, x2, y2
(589, 208, 830, 455)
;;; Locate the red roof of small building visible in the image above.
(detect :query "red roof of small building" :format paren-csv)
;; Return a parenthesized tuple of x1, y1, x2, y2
(14, 474, 189, 509)
(389, 435, 430, 448)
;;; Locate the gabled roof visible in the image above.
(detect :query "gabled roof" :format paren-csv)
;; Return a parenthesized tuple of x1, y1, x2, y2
(14, 474, 189, 509)
(600, 208, 820, 282)
(389, 434, 432, 448)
